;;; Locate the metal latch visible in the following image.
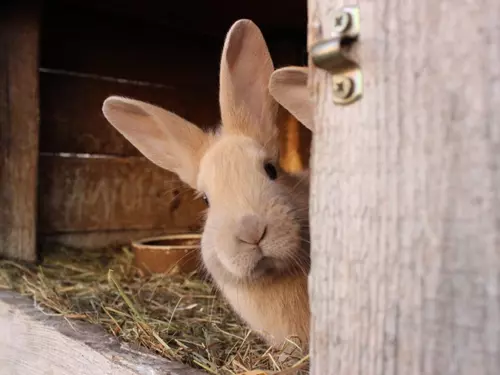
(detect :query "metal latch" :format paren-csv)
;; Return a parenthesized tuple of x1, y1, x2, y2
(310, 6, 362, 105)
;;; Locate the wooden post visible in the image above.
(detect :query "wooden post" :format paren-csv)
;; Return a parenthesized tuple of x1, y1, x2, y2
(308, 1, 500, 374)
(0, 2, 40, 261)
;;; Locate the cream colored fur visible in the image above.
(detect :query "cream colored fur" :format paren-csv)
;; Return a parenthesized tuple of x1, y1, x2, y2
(101, 19, 310, 349)
(269, 66, 314, 132)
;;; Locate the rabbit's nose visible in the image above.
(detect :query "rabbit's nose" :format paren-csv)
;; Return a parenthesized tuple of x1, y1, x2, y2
(237, 214, 267, 245)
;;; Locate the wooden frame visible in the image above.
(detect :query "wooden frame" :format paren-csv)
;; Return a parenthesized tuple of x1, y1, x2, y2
(0, 2, 40, 262)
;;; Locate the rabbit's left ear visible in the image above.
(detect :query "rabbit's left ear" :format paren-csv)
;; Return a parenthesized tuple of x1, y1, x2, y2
(219, 19, 279, 154)
(269, 66, 314, 132)
(102, 96, 210, 188)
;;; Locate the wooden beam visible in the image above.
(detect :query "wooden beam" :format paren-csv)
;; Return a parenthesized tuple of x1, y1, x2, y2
(0, 291, 205, 375)
(308, 0, 500, 374)
(38, 71, 220, 156)
(0, 2, 40, 262)
(38, 155, 204, 233)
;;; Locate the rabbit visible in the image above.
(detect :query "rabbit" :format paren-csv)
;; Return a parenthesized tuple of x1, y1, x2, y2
(269, 66, 314, 133)
(101, 19, 311, 349)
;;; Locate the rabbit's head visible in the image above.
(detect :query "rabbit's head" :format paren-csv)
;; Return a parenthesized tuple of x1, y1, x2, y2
(102, 20, 310, 285)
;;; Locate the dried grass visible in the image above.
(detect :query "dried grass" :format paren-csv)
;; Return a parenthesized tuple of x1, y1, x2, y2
(0, 244, 308, 375)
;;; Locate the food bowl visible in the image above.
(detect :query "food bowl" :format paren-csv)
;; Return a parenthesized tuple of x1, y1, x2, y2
(131, 233, 202, 275)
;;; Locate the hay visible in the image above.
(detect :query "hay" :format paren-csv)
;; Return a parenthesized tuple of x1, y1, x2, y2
(0, 244, 308, 375)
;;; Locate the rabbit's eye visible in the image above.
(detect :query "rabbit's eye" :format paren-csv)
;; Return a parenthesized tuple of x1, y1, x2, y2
(202, 194, 209, 206)
(264, 162, 278, 180)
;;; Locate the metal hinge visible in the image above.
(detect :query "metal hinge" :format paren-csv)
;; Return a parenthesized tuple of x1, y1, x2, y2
(310, 6, 362, 105)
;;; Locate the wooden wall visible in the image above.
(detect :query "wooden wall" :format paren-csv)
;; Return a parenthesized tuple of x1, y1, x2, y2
(34, 0, 311, 251)
(0, 2, 40, 261)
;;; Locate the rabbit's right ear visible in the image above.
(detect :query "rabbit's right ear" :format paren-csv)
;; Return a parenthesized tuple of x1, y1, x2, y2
(269, 67, 314, 132)
(219, 19, 279, 155)
(102, 96, 210, 188)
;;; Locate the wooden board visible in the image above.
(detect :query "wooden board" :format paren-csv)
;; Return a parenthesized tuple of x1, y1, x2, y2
(39, 71, 219, 155)
(0, 290, 205, 375)
(0, 2, 40, 262)
(38, 155, 205, 233)
(308, 0, 500, 374)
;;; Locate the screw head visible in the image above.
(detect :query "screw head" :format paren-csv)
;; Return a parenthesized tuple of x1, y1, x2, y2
(333, 11, 351, 33)
(332, 75, 354, 99)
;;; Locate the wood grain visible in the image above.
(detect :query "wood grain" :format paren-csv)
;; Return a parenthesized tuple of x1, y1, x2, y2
(0, 2, 40, 262)
(38, 155, 205, 233)
(0, 290, 205, 375)
(39, 71, 219, 155)
(308, 0, 500, 374)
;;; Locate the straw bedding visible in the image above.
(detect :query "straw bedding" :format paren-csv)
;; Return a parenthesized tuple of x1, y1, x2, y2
(0, 244, 308, 375)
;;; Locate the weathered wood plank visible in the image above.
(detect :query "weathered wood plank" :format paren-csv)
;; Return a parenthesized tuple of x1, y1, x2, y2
(0, 290, 206, 375)
(38, 155, 205, 233)
(309, 0, 500, 374)
(0, 2, 40, 262)
(39, 72, 219, 155)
